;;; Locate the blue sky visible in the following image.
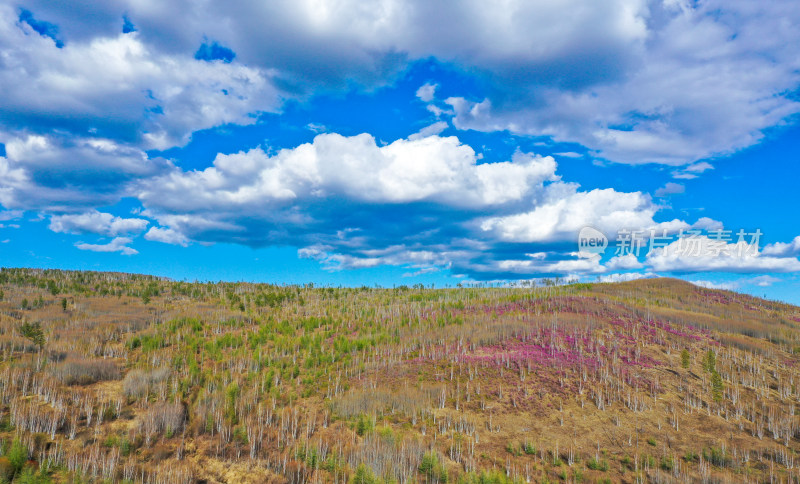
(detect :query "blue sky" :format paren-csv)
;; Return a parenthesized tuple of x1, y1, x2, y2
(1, 0, 800, 302)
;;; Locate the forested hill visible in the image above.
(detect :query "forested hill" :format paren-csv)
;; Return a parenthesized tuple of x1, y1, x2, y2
(0, 267, 798, 483)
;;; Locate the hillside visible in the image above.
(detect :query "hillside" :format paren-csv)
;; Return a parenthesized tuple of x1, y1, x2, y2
(0, 268, 798, 483)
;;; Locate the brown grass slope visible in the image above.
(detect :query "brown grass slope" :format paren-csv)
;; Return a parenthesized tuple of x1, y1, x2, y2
(0, 268, 797, 483)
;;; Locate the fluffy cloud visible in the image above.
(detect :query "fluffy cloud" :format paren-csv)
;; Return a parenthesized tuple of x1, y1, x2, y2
(416, 83, 437, 103)
(655, 182, 685, 197)
(762, 236, 800, 257)
(689, 279, 740, 291)
(646, 236, 800, 273)
(75, 237, 138, 255)
(0, 134, 170, 211)
(139, 133, 559, 214)
(144, 226, 189, 247)
(750, 275, 781, 287)
(135, 133, 572, 273)
(492, 256, 606, 275)
(672, 162, 713, 179)
(478, 188, 670, 243)
(444, 1, 800, 165)
(0, 3, 282, 219)
(20, 0, 647, 92)
(597, 272, 655, 283)
(299, 245, 457, 272)
(0, 210, 22, 222)
(689, 275, 782, 291)
(7, 1, 800, 167)
(4, 1, 798, 280)
(0, 5, 280, 149)
(49, 211, 148, 236)
(408, 121, 449, 140)
(136, 132, 707, 278)
(605, 253, 644, 271)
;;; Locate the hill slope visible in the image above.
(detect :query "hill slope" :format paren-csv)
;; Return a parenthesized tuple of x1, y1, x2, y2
(0, 268, 798, 483)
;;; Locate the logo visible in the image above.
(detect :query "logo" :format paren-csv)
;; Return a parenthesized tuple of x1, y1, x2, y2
(578, 226, 607, 258)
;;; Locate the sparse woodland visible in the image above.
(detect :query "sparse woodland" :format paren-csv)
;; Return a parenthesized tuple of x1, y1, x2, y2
(0, 268, 798, 483)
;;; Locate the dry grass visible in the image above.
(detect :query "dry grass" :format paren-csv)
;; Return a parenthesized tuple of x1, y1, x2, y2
(0, 268, 798, 483)
(49, 357, 120, 385)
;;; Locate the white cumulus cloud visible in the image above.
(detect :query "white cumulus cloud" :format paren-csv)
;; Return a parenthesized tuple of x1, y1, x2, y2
(144, 226, 189, 247)
(762, 236, 800, 257)
(49, 211, 148, 236)
(139, 133, 560, 212)
(0, 6, 280, 150)
(647, 236, 800, 273)
(479, 188, 665, 243)
(75, 237, 138, 255)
